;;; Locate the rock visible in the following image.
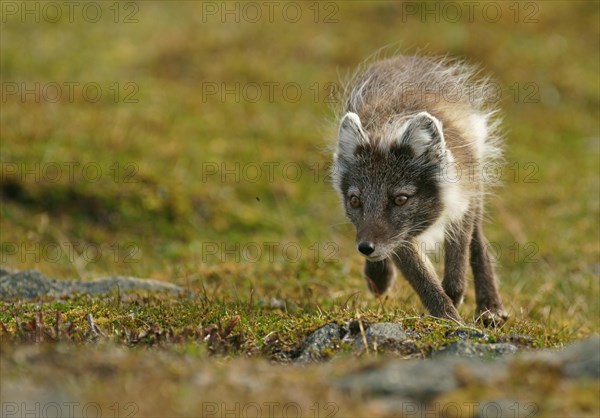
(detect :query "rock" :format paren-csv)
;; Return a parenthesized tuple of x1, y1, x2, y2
(296, 323, 342, 363)
(557, 335, 600, 378)
(369, 396, 522, 418)
(0, 266, 16, 277)
(474, 399, 527, 418)
(452, 357, 511, 385)
(352, 322, 408, 353)
(336, 336, 599, 407)
(436, 340, 518, 358)
(521, 335, 600, 379)
(337, 357, 462, 402)
(336, 355, 512, 403)
(446, 328, 488, 340)
(0, 270, 65, 298)
(497, 334, 535, 347)
(269, 298, 286, 310)
(73, 276, 188, 296)
(0, 269, 189, 300)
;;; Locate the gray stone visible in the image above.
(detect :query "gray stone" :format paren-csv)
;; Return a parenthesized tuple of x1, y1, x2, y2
(558, 335, 600, 378)
(517, 335, 600, 379)
(352, 322, 408, 353)
(368, 396, 523, 417)
(337, 357, 461, 402)
(73, 276, 188, 296)
(0, 270, 65, 298)
(0, 269, 189, 300)
(474, 399, 528, 418)
(296, 323, 342, 363)
(336, 336, 599, 405)
(436, 340, 518, 358)
(446, 328, 488, 340)
(0, 266, 16, 277)
(269, 298, 286, 310)
(337, 352, 514, 402)
(456, 358, 511, 385)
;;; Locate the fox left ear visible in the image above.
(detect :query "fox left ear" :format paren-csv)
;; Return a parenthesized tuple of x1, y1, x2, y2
(398, 112, 447, 159)
(335, 112, 369, 162)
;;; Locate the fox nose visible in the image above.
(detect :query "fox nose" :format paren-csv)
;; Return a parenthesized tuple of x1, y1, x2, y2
(357, 241, 375, 256)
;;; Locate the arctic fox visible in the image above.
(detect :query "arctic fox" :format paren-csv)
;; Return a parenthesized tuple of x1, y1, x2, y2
(331, 55, 508, 325)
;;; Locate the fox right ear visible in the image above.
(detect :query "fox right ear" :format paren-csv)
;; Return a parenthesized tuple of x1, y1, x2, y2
(335, 112, 369, 161)
(398, 112, 447, 160)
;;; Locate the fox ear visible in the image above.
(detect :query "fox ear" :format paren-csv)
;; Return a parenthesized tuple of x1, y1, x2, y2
(399, 112, 446, 159)
(335, 112, 369, 161)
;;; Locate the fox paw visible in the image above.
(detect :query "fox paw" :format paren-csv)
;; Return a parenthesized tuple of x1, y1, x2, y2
(476, 308, 509, 327)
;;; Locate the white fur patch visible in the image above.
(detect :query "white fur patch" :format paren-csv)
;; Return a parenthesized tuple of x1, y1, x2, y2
(440, 150, 471, 222)
(416, 149, 470, 251)
(469, 113, 488, 160)
(416, 217, 446, 253)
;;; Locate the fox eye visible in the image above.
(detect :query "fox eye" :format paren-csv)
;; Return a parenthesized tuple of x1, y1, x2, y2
(349, 195, 361, 207)
(394, 195, 408, 206)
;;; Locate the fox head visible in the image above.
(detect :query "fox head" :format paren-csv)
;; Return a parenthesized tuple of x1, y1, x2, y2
(332, 111, 449, 260)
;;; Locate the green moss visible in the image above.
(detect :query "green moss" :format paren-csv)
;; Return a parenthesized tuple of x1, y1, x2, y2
(0, 1, 598, 413)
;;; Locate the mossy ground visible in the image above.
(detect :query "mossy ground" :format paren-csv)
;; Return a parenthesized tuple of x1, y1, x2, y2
(1, 1, 599, 416)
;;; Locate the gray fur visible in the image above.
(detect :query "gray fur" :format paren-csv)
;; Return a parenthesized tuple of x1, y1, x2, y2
(331, 55, 508, 325)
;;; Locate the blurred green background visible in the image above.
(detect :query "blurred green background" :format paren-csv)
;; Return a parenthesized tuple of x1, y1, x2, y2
(1, 1, 599, 334)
